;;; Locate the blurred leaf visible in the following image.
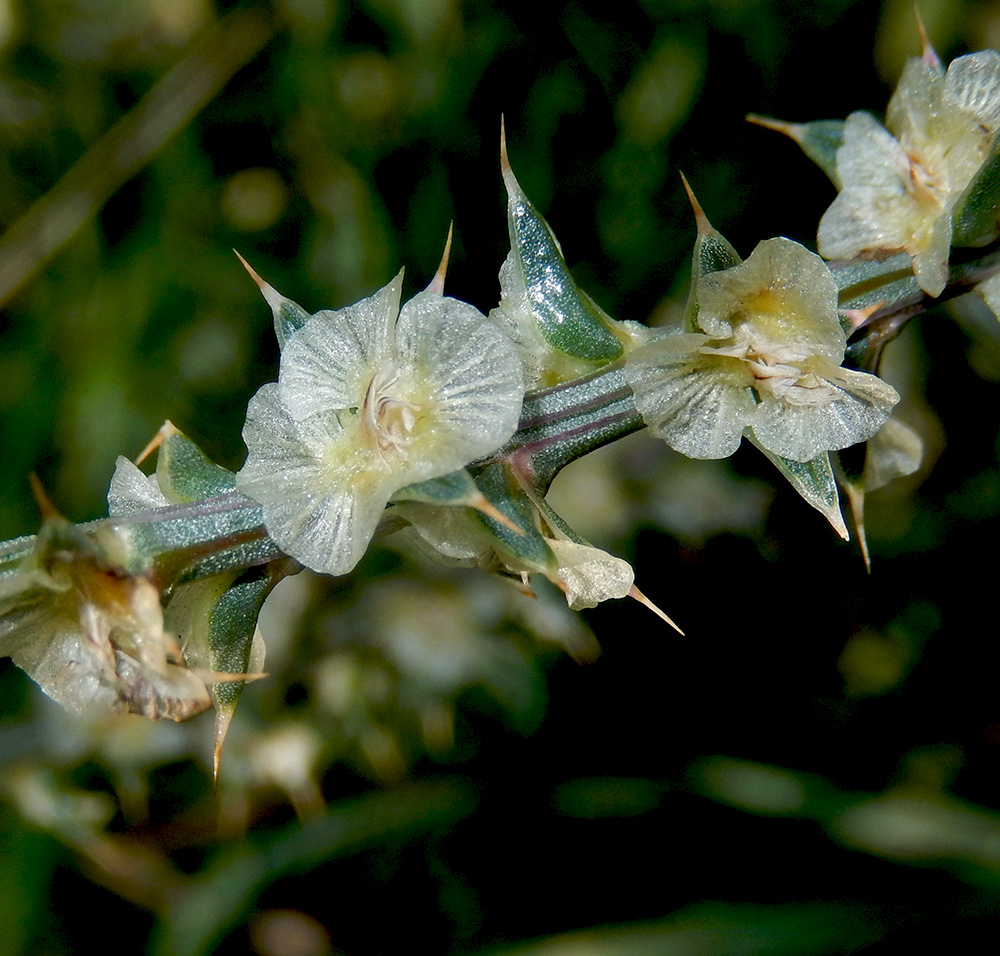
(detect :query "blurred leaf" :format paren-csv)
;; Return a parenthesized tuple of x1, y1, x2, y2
(0, 807, 59, 956)
(476, 902, 884, 956)
(0, 5, 278, 308)
(152, 779, 476, 956)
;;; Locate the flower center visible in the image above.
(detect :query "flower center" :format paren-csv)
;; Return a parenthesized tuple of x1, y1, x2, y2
(361, 363, 421, 458)
(701, 326, 838, 405)
(905, 150, 946, 208)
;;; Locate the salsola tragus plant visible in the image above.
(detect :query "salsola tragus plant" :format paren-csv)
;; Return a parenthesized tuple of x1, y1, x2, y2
(4, 23, 1000, 777)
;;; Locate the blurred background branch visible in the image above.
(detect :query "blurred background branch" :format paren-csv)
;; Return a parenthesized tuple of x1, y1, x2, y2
(0, 3, 276, 308)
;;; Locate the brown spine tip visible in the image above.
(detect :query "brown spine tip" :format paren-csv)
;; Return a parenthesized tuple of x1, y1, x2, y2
(678, 171, 712, 238)
(234, 249, 288, 315)
(426, 221, 454, 295)
(470, 492, 525, 534)
(136, 420, 180, 465)
(914, 5, 942, 71)
(841, 299, 886, 332)
(499, 115, 522, 198)
(28, 472, 60, 522)
(746, 113, 804, 144)
(499, 114, 509, 173)
(629, 584, 684, 635)
(233, 249, 266, 290)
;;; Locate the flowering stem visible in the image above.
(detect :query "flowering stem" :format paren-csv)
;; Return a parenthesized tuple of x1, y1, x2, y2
(478, 361, 644, 491)
(2, 242, 999, 587)
(837, 243, 1000, 367)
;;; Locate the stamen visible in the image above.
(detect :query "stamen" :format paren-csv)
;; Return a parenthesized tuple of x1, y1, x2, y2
(361, 363, 423, 458)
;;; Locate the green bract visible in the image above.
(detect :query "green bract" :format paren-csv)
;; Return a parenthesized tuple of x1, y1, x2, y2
(489, 129, 650, 387)
(818, 49, 1000, 297)
(237, 271, 525, 577)
(625, 237, 899, 462)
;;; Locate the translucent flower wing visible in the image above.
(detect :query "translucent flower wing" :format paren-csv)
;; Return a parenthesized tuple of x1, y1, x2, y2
(944, 50, 1000, 129)
(394, 501, 492, 567)
(820, 112, 953, 296)
(625, 333, 756, 459)
(396, 291, 524, 466)
(108, 456, 169, 516)
(698, 238, 844, 361)
(907, 212, 953, 297)
(1, 603, 121, 715)
(819, 111, 915, 260)
(978, 270, 1000, 320)
(886, 57, 944, 146)
(749, 363, 900, 462)
(864, 416, 922, 492)
(489, 250, 548, 383)
(546, 539, 634, 610)
(278, 270, 404, 421)
(238, 383, 389, 575)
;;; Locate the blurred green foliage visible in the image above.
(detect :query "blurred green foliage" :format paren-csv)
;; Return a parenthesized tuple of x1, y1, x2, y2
(4, 0, 1000, 954)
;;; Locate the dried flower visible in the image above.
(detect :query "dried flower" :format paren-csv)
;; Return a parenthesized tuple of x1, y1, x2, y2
(0, 510, 211, 720)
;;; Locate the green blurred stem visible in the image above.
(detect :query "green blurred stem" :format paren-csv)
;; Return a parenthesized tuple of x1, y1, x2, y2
(0, 5, 277, 307)
(1, 245, 997, 585)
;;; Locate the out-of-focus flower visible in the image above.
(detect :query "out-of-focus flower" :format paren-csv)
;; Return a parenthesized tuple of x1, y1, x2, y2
(237, 270, 525, 576)
(0, 511, 211, 721)
(818, 48, 1000, 296)
(626, 237, 899, 462)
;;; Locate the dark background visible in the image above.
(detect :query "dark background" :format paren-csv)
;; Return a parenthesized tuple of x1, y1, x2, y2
(3, 1, 1000, 954)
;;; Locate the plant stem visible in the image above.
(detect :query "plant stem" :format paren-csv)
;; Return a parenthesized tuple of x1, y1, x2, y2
(2, 243, 999, 586)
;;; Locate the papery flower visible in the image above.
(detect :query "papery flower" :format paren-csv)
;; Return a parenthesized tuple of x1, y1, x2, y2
(544, 538, 634, 611)
(0, 511, 211, 720)
(818, 48, 1000, 296)
(626, 237, 899, 462)
(393, 494, 680, 631)
(237, 270, 525, 576)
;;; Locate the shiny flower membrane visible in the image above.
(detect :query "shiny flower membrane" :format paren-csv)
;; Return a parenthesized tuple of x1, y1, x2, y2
(818, 48, 1000, 296)
(237, 270, 525, 577)
(626, 237, 899, 463)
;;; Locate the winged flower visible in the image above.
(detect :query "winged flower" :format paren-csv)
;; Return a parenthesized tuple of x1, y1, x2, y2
(625, 237, 899, 462)
(818, 47, 1000, 296)
(237, 270, 525, 576)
